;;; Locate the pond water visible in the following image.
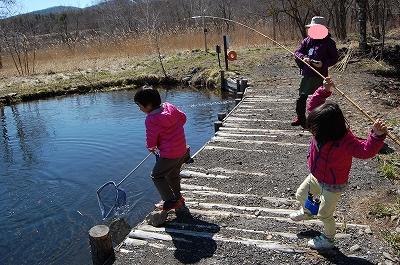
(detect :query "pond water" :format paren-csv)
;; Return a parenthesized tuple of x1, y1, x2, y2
(0, 88, 234, 265)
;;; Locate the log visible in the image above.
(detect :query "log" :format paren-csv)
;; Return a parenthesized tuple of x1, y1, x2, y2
(240, 79, 248, 91)
(218, 112, 227, 121)
(89, 225, 115, 265)
(214, 121, 223, 133)
(220, 70, 226, 92)
(236, 78, 241, 92)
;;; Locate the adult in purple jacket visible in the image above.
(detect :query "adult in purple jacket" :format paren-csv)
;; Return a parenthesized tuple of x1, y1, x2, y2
(292, 16, 338, 127)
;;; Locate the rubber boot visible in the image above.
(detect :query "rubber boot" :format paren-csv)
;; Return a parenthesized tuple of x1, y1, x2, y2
(291, 95, 307, 127)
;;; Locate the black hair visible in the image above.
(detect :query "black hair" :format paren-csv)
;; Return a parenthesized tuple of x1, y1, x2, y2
(306, 102, 348, 144)
(134, 86, 161, 110)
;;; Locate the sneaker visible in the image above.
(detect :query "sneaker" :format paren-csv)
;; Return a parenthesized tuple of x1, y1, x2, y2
(155, 200, 164, 209)
(307, 234, 335, 250)
(291, 117, 305, 127)
(289, 209, 313, 221)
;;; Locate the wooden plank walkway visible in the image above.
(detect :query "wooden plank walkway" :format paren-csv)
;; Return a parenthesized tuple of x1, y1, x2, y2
(115, 85, 387, 265)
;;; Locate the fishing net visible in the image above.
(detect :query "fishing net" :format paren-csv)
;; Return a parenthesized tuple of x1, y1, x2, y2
(96, 153, 152, 219)
(97, 181, 127, 219)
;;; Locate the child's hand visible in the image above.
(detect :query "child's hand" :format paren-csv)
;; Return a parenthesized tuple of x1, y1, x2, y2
(323, 77, 334, 92)
(311, 60, 323, 68)
(303, 57, 311, 64)
(148, 147, 159, 154)
(372, 119, 388, 136)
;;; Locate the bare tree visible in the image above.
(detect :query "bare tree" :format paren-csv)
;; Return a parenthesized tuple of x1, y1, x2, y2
(0, 0, 16, 69)
(141, 0, 168, 78)
(0, 0, 15, 18)
(279, 0, 316, 38)
(1, 12, 38, 75)
(367, 0, 382, 39)
(356, 0, 368, 51)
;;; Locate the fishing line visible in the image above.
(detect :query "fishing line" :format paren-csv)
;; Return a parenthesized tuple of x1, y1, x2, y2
(183, 100, 235, 108)
(192, 16, 400, 147)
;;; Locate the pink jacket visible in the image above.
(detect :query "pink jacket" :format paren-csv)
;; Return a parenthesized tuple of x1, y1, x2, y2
(145, 102, 187, 159)
(307, 87, 385, 186)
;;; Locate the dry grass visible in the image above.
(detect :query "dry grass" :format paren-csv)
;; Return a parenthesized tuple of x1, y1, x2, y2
(0, 25, 301, 77)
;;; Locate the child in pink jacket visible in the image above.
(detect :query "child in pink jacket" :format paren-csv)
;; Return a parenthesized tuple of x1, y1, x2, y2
(290, 77, 387, 250)
(134, 86, 189, 211)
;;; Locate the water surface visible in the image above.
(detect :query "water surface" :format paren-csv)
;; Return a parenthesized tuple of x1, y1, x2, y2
(0, 88, 234, 265)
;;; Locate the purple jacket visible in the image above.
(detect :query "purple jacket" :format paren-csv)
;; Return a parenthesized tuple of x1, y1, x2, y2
(307, 87, 385, 187)
(145, 102, 187, 159)
(295, 35, 339, 78)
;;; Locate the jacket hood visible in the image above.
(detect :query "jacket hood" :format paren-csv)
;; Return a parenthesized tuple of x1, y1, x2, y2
(149, 102, 178, 127)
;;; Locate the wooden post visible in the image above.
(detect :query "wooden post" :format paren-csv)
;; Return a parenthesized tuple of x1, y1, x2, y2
(203, 17, 208, 52)
(89, 225, 115, 265)
(240, 79, 248, 92)
(214, 121, 223, 132)
(237, 92, 244, 99)
(220, 70, 225, 92)
(236, 78, 241, 92)
(223, 35, 229, 70)
(218, 112, 227, 121)
(216, 45, 222, 69)
(235, 98, 241, 105)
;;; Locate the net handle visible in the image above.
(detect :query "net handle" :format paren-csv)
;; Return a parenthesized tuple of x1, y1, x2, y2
(117, 152, 153, 186)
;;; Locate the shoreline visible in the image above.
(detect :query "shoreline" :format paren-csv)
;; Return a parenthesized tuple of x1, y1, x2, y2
(0, 75, 181, 105)
(0, 49, 246, 106)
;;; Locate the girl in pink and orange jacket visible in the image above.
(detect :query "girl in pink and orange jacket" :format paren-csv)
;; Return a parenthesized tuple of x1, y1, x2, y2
(134, 86, 190, 212)
(290, 77, 387, 250)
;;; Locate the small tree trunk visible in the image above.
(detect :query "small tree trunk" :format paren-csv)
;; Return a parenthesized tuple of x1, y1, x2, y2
(0, 46, 3, 69)
(380, 1, 387, 60)
(154, 34, 167, 78)
(338, 0, 347, 40)
(272, 11, 277, 45)
(356, 0, 368, 52)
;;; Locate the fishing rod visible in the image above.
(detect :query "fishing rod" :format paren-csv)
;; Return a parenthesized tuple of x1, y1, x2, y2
(191, 15, 400, 147)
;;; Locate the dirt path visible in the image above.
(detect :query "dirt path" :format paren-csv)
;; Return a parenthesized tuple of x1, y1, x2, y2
(114, 51, 399, 264)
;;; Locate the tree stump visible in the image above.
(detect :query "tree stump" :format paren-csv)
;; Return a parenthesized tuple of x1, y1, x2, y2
(88, 225, 115, 265)
(240, 79, 248, 91)
(214, 121, 223, 133)
(218, 112, 227, 121)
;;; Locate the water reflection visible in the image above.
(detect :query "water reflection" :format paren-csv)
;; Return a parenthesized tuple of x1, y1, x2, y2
(1, 106, 12, 163)
(0, 88, 234, 265)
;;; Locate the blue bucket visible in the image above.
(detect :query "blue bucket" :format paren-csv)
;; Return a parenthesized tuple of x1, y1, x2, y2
(304, 195, 320, 215)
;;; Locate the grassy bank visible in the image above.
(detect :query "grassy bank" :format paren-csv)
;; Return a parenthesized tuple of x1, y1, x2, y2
(0, 46, 280, 105)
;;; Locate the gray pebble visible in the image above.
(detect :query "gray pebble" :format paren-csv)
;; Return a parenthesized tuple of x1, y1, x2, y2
(350, 244, 361, 252)
(365, 227, 373, 234)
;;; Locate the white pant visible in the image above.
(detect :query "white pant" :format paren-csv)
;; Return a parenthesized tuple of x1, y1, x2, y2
(295, 174, 342, 239)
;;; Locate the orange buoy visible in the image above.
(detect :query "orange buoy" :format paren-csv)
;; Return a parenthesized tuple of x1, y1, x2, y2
(227, 50, 237, 61)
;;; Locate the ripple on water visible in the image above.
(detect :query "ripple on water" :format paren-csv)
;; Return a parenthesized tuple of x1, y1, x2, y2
(0, 89, 235, 265)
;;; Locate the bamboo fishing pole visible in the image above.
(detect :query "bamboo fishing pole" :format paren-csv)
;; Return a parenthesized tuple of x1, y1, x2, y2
(192, 15, 400, 147)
